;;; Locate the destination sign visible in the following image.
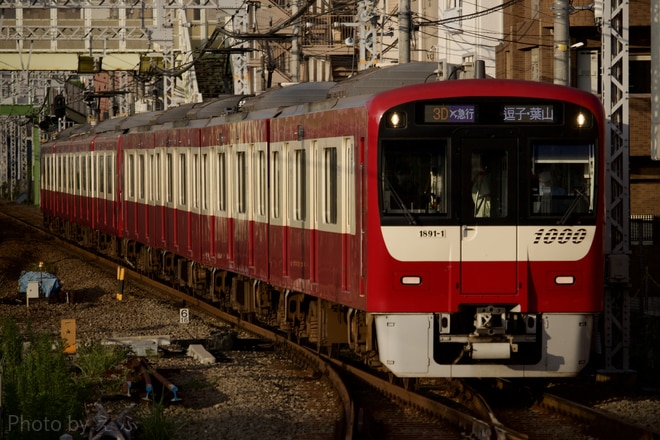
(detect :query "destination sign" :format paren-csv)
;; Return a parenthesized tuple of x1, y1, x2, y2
(502, 105, 555, 123)
(423, 104, 476, 123)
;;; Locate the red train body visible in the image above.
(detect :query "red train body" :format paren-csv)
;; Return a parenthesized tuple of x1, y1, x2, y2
(41, 63, 605, 378)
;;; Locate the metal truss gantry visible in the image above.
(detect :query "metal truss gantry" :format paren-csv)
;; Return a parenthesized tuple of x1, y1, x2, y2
(600, 0, 632, 374)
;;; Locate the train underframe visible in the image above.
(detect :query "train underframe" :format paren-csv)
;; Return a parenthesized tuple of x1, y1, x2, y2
(46, 216, 594, 379)
(46, 217, 379, 367)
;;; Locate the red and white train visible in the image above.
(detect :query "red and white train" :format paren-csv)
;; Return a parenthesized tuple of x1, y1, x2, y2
(41, 63, 605, 378)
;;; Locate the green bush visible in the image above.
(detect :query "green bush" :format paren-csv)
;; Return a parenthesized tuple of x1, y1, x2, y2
(76, 340, 127, 379)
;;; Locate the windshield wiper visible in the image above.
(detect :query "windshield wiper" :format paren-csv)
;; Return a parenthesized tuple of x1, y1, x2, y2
(386, 178, 417, 225)
(559, 188, 589, 225)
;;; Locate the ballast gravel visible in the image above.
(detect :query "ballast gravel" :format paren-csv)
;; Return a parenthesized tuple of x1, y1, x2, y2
(0, 223, 342, 439)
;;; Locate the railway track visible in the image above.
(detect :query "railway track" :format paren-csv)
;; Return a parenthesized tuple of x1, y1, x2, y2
(2, 201, 659, 440)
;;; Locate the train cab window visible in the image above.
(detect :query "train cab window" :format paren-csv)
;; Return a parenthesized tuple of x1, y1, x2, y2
(530, 143, 594, 217)
(380, 140, 448, 218)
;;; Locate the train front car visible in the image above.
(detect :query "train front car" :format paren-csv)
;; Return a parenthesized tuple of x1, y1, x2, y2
(367, 80, 605, 378)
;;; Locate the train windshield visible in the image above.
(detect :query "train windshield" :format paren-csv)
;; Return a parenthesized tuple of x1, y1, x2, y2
(530, 143, 595, 219)
(381, 140, 448, 218)
(379, 139, 596, 224)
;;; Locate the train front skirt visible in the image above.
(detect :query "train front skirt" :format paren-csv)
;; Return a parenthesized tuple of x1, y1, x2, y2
(373, 313, 594, 378)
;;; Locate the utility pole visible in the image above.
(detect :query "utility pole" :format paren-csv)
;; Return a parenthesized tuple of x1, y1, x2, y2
(553, 0, 570, 85)
(652, 0, 660, 160)
(291, 0, 300, 82)
(399, 0, 410, 64)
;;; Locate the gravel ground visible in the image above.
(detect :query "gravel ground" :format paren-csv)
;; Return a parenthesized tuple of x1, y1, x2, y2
(0, 208, 343, 440)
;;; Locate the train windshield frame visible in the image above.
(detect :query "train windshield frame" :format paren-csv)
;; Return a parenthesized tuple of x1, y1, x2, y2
(378, 97, 599, 226)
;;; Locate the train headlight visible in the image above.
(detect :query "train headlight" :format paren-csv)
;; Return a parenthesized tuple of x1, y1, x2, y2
(386, 111, 407, 128)
(575, 111, 590, 128)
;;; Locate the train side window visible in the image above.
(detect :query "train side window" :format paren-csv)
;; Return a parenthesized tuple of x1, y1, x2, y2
(56, 156, 61, 191)
(237, 151, 246, 214)
(88, 154, 93, 195)
(192, 152, 199, 209)
(75, 156, 80, 194)
(138, 153, 146, 201)
(106, 154, 113, 198)
(201, 152, 209, 211)
(272, 150, 281, 219)
(166, 153, 173, 204)
(216, 151, 227, 211)
(256, 150, 267, 216)
(294, 149, 306, 221)
(68, 156, 74, 193)
(179, 152, 187, 206)
(99, 155, 105, 194)
(153, 152, 162, 203)
(81, 156, 87, 196)
(61, 155, 65, 192)
(344, 139, 354, 231)
(324, 147, 338, 224)
(127, 154, 135, 199)
(148, 153, 155, 203)
(43, 157, 47, 191)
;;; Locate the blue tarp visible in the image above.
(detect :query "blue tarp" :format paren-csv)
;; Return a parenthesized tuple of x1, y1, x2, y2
(17, 271, 61, 299)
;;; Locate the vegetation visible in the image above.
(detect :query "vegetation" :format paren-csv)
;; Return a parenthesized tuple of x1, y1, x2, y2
(0, 317, 82, 440)
(76, 339, 128, 380)
(0, 317, 185, 439)
(135, 397, 186, 440)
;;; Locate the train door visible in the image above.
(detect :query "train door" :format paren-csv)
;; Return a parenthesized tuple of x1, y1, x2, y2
(460, 140, 518, 295)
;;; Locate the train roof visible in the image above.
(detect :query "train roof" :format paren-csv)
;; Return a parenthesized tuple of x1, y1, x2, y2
(47, 62, 445, 139)
(327, 62, 439, 98)
(240, 82, 336, 112)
